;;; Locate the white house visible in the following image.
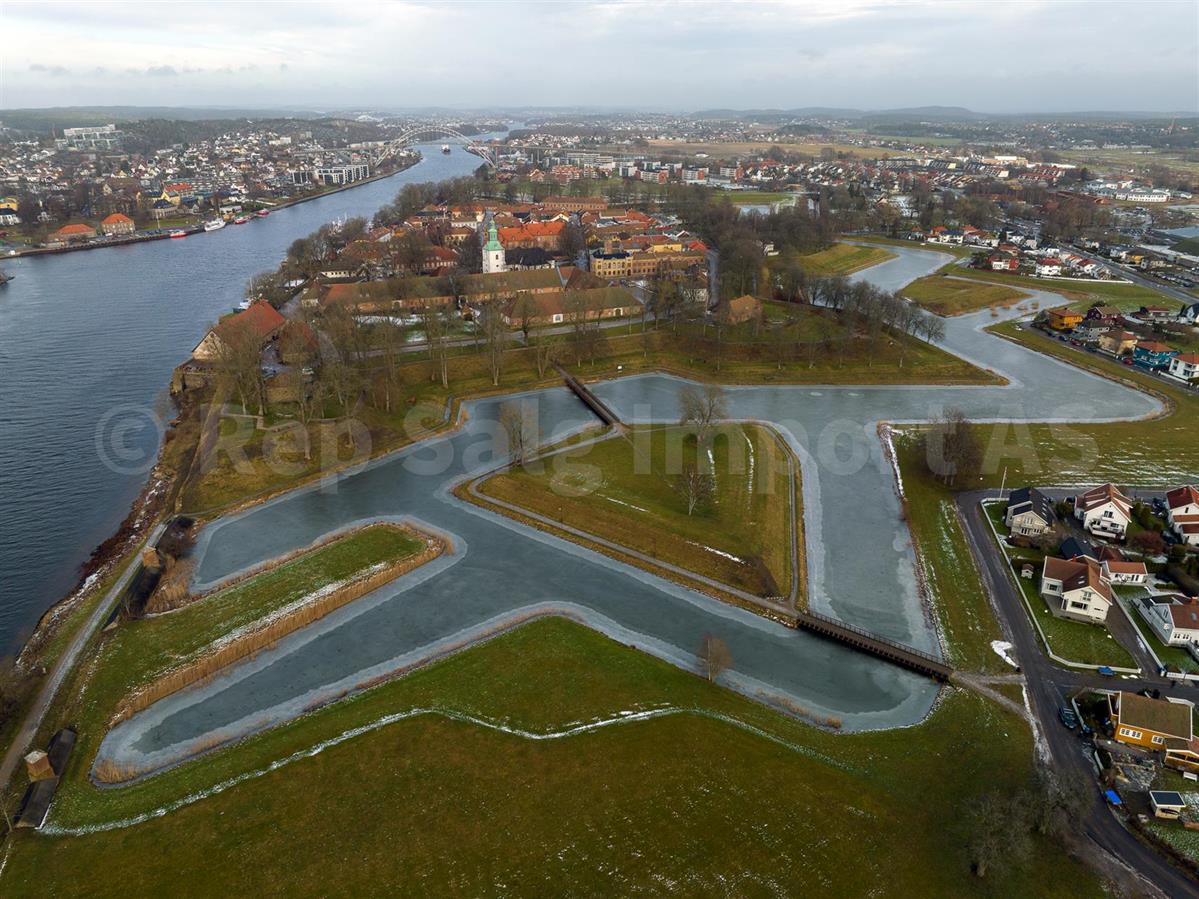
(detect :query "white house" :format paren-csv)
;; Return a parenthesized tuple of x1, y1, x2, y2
(1168, 353, 1199, 384)
(1040, 556, 1113, 623)
(1166, 485, 1199, 548)
(1075, 483, 1132, 539)
(1180, 303, 1199, 325)
(1101, 559, 1148, 585)
(1139, 595, 1199, 654)
(1036, 260, 1063, 277)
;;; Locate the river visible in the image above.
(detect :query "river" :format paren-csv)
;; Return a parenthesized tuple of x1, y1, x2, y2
(0, 144, 485, 655)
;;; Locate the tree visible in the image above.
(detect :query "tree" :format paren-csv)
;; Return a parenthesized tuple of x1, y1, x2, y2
(371, 319, 406, 413)
(678, 384, 727, 446)
(499, 400, 537, 468)
(214, 319, 267, 415)
(421, 301, 451, 388)
(1130, 529, 1166, 557)
(512, 293, 540, 343)
(922, 407, 982, 487)
(1029, 766, 1090, 842)
(535, 335, 560, 379)
(676, 462, 715, 516)
(480, 302, 508, 386)
(966, 792, 1031, 878)
(698, 633, 732, 682)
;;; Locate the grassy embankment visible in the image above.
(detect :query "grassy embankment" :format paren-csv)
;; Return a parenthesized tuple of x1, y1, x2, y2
(798, 242, 896, 275)
(2, 617, 1099, 898)
(951, 265, 1178, 313)
(478, 423, 800, 606)
(900, 274, 1032, 316)
(185, 309, 998, 513)
(22, 524, 426, 811)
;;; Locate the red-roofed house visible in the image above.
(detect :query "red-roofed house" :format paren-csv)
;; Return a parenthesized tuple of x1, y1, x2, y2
(1040, 555, 1114, 623)
(192, 302, 286, 362)
(1075, 483, 1132, 539)
(1166, 485, 1199, 547)
(1168, 353, 1199, 385)
(100, 213, 136, 236)
(51, 223, 97, 243)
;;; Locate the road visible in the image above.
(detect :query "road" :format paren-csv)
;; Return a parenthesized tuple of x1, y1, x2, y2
(957, 493, 1199, 898)
(0, 520, 167, 793)
(1056, 245, 1197, 307)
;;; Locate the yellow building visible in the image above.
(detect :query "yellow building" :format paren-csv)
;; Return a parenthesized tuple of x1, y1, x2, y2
(1045, 308, 1083, 331)
(0, 197, 18, 214)
(1109, 692, 1193, 750)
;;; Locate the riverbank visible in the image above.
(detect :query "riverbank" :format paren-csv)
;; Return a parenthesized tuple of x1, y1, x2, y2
(3, 155, 421, 260)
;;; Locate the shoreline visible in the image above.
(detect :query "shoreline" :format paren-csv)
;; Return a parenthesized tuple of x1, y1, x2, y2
(3, 155, 421, 260)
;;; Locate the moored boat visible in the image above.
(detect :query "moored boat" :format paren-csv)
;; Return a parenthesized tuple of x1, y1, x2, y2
(233, 216, 249, 225)
(169, 230, 187, 239)
(203, 219, 226, 232)
(255, 209, 269, 218)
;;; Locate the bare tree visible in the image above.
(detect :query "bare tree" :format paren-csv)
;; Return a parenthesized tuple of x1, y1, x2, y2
(421, 300, 451, 388)
(966, 792, 1031, 878)
(678, 383, 727, 445)
(699, 633, 732, 682)
(535, 335, 560, 379)
(214, 319, 267, 415)
(499, 400, 537, 468)
(481, 303, 508, 387)
(677, 462, 715, 516)
(922, 407, 983, 487)
(371, 319, 406, 413)
(512, 293, 540, 343)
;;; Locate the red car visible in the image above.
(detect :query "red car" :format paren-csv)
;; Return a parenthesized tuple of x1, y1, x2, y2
(1121, 357, 1134, 366)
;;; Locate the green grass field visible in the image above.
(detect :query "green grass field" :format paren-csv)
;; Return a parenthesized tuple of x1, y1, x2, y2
(480, 424, 799, 601)
(30, 524, 426, 808)
(901, 274, 1031, 316)
(1013, 574, 1137, 669)
(2, 618, 1100, 898)
(799, 242, 896, 275)
(980, 321, 1199, 485)
(951, 266, 1175, 312)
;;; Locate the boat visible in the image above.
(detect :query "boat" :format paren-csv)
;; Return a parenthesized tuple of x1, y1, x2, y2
(0, 269, 11, 286)
(169, 230, 187, 239)
(255, 209, 269, 218)
(233, 216, 249, 225)
(441, 144, 451, 154)
(203, 219, 226, 232)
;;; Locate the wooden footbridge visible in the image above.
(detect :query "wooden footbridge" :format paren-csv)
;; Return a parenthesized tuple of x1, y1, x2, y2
(556, 369, 954, 684)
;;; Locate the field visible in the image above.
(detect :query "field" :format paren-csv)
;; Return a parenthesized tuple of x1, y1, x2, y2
(949, 266, 1176, 312)
(799, 242, 896, 275)
(26, 524, 427, 805)
(979, 321, 1199, 485)
(900, 274, 1031, 316)
(1, 617, 1100, 898)
(478, 423, 800, 603)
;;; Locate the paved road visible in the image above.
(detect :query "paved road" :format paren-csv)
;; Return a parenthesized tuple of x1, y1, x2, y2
(1059, 245, 1198, 307)
(0, 520, 167, 792)
(957, 493, 1198, 897)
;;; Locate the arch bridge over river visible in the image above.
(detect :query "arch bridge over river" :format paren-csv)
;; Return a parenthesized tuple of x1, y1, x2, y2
(99, 245, 1162, 775)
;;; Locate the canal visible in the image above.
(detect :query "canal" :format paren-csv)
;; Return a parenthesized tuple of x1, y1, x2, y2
(0, 144, 484, 654)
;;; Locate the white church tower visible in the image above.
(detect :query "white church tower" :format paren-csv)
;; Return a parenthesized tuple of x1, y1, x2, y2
(481, 217, 506, 274)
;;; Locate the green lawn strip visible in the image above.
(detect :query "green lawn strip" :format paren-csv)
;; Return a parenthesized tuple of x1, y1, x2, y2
(40, 524, 425, 809)
(950, 266, 1175, 311)
(900, 274, 1031, 316)
(980, 320, 1199, 486)
(892, 433, 1006, 674)
(1115, 586, 1199, 674)
(799, 242, 896, 275)
(5, 618, 1098, 898)
(1147, 822, 1199, 866)
(481, 423, 795, 599)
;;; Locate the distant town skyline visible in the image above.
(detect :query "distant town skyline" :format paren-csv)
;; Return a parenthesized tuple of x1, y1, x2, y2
(2, 0, 1197, 114)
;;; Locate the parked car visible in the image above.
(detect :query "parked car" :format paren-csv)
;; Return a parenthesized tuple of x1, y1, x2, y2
(1097, 666, 1116, 677)
(1122, 357, 1134, 366)
(1059, 706, 1079, 729)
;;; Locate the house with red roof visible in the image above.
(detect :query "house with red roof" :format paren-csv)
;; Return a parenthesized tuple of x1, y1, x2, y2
(1074, 483, 1132, 539)
(1040, 555, 1113, 623)
(100, 213, 135, 236)
(1166, 485, 1199, 547)
(50, 223, 97, 243)
(191, 302, 286, 362)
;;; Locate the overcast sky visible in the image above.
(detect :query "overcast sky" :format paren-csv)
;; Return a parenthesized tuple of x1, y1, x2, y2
(2, 0, 1196, 114)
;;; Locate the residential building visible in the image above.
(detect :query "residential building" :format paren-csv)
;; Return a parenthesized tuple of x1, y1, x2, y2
(1133, 341, 1178, 370)
(720, 294, 763, 326)
(1168, 353, 1199, 384)
(54, 124, 123, 151)
(1097, 330, 1138, 356)
(1101, 559, 1148, 585)
(99, 213, 135, 236)
(1138, 595, 1199, 653)
(50, 223, 96, 243)
(1166, 485, 1199, 547)
(1108, 692, 1194, 750)
(1075, 483, 1132, 538)
(1045, 308, 1083, 331)
(1004, 486, 1056, 538)
(1039, 555, 1113, 623)
(1035, 260, 1063, 277)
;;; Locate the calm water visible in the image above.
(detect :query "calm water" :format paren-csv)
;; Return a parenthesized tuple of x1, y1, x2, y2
(0, 145, 483, 654)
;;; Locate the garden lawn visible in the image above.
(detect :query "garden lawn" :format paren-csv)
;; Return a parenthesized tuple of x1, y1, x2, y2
(480, 424, 799, 601)
(901, 274, 1031, 316)
(2, 618, 1099, 899)
(1014, 575, 1137, 669)
(34, 523, 426, 817)
(799, 242, 896, 275)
